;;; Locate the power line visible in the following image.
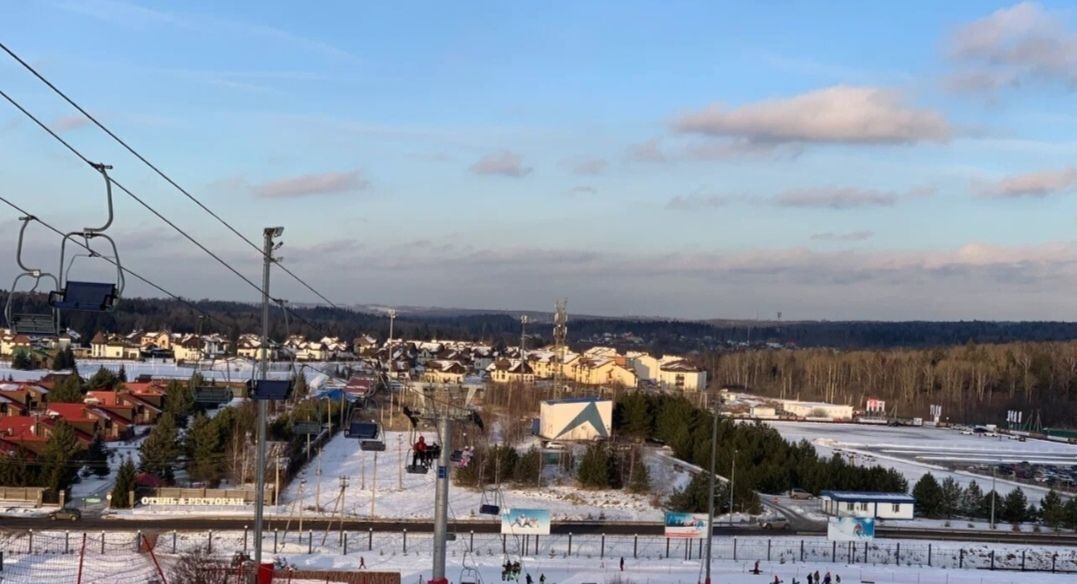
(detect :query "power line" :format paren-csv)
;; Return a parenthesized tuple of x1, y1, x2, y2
(0, 88, 273, 303)
(0, 193, 232, 333)
(0, 41, 342, 310)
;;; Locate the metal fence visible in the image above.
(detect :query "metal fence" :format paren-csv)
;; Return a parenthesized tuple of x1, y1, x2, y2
(2, 530, 1075, 574)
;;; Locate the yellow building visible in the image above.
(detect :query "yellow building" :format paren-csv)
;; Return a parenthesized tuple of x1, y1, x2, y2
(487, 359, 536, 384)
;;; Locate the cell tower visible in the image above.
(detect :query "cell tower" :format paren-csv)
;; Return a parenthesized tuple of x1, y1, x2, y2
(553, 298, 568, 394)
(519, 315, 529, 359)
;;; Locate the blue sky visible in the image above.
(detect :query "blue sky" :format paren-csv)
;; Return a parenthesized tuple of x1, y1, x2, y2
(2, 1, 1077, 320)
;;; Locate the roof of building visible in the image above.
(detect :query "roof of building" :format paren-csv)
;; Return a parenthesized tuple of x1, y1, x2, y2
(542, 397, 612, 405)
(660, 360, 703, 372)
(820, 491, 915, 503)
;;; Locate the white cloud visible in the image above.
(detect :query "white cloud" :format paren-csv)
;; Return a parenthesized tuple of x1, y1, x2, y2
(810, 231, 874, 242)
(52, 115, 90, 132)
(563, 157, 607, 175)
(625, 139, 668, 162)
(253, 171, 368, 198)
(975, 167, 1077, 198)
(947, 2, 1077, 91)
(773, 188, 899, 209)
(666, 195, 728, 210)
(470, 151, 532, 177)
(672, 86, 951, 144)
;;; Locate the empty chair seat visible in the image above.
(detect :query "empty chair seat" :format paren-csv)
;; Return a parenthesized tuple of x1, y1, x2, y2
(359, 440, 386, 452)
(250, 379, 292, 401)
(11, 313, 57, 336)
(406, 464, 429, 475)
(346, 422, 379, 440)
(479, 504, 501, 515)
(49, 281, 117, 311)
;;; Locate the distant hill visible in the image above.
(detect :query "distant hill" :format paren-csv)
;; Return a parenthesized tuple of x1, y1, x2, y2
(5, 291, 1077, 351)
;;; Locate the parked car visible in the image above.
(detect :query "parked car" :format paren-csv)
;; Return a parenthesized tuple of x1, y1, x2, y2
(788, 488, 813, 499)
(761, 517, 790, 530)
(49, 508, 81, 521)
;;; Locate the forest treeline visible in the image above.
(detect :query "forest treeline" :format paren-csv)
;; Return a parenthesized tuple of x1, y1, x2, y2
(9, 292, 1077, 353)
(700, 341, 1077, 425)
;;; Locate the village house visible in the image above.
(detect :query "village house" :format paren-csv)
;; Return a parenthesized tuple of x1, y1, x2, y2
(487, 359, 536, 384)
(421, 360, 467, 384)
(566, 355, 638, 388)
(656, 360, 708, 391)
(90, 332, 141, 360)
(236, 334, 280, 360)
(0, 332, 32, 357)
(353, 334, 378, 355)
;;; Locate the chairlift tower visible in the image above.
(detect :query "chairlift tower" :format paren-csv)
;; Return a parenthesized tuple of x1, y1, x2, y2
(403, 383, 484, 584)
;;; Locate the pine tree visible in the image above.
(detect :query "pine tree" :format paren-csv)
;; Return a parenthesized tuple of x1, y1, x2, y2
(617, 392, 653, 439)
(962, 480, 984, 518)
(1041, 489, 1065, 529)
(576, 442, 611, 489)
(186, 414, 222, 485)
(626, 448, 651, 494)
(140, 414, 180, 484)
(41, 422, 82, 494)
(666, 472, 711, 512)
(512, 446, 542, 485)
(85, 436, 110, 478)
(48, 374, 86, 403)
(11, 349, 34, 370)
(117, 365, 127, 383)
(164, 380, 195, 425)
(0, 447, 33, 486)
(87, 367, 120, 390)
(111, 457, 137, 509)
(1064, 497, 1077, 531)
(981, 490, 1001, 521)
(912, 473, 943, 518)
(939, 476, 963, 519)
(1001, 487, 1029, 524)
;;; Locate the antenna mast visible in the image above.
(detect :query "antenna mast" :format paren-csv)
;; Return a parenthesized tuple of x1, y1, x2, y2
(553, 299, 568, 395)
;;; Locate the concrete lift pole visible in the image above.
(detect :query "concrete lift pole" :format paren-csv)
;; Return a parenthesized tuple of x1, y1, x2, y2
(430, 412, 453, 584)
(253, 226, 283, 580)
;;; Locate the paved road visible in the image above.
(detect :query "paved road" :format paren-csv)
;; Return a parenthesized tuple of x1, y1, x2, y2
(0, 515, 788, 537)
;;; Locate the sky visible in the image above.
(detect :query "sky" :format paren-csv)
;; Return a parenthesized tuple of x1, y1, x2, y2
(2, 1, 1077, 321)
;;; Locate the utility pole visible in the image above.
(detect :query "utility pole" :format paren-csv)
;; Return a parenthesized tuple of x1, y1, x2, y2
(729, 448, 737, 527)
(397, 434, 404, 490)
(991, 466, 997, 529)
(431, 413, 453, 584)
(253, 226, 282, 577)
(370, 451, 378, 517)
(704, 403, 718, 584)
(274, 455, 283, 507)
(297, 480, 305, 536)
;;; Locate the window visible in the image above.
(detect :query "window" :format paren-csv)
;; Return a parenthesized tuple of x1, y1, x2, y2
(859, 502, 869, 511)
(846, 502, 854, 511)
(892, 503, 901, 513)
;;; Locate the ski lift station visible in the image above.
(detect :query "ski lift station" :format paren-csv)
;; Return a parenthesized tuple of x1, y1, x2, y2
(538, 397, 612, 442)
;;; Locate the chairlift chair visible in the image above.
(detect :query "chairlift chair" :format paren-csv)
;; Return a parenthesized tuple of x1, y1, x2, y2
(479, 486, 503, 516)
(4, 216, 59, 337)
(49, 163, 125, 315)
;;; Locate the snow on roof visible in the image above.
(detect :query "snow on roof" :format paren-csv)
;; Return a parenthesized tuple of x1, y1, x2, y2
(820, 491, 915, 503)
(543, 397, 612, 405)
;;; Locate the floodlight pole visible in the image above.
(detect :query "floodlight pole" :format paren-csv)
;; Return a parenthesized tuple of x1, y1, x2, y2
(253, 226, 282, 578)
(704, 402, 718, 584)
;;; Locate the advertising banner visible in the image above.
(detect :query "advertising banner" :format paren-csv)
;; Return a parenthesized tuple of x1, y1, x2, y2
(664, 512, 710, 539)
(500, 508, 551, 535)
(827, 517, 875, 541)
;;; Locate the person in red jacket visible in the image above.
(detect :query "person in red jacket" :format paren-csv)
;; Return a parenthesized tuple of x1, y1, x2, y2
(412, 435, 427, 467)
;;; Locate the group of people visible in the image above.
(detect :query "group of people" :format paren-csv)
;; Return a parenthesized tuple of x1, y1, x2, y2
(500, 560, 523, 581)
(411, 435, 442, 467)
(753, 562, 839, 584)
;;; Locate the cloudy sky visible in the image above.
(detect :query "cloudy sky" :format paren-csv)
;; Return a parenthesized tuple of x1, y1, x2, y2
(2, 1, 1077, 320)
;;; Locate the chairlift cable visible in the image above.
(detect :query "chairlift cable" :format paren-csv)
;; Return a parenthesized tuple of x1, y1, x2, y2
(0, 88, 268, 300)
(0, 41, 342, 310)
(0, 193, 230, 332)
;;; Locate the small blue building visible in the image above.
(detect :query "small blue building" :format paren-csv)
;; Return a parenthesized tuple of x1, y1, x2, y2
(820, 491, 915, 520)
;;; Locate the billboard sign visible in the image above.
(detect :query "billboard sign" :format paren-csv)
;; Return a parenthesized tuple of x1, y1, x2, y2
(827, 517, 875, 541)
(500, 508, 551, 535)
(664, 512, 710, 539)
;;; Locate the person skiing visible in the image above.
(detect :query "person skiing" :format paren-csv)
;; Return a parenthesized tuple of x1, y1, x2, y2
(359, 557, 366, 569)
(539, 574, 546, 584)
(806, 574, 813, 584)
(822, 572, 831, 584)
(620, 557, 625, 571)
(413, 436, 427, 467)
(526, 574, 533, 584)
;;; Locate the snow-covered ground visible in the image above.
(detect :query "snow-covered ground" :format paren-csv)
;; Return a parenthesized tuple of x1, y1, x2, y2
(767, 422, 1077, 503)
(2, 530, 1077, 584)
(283, 431, 663, 521)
